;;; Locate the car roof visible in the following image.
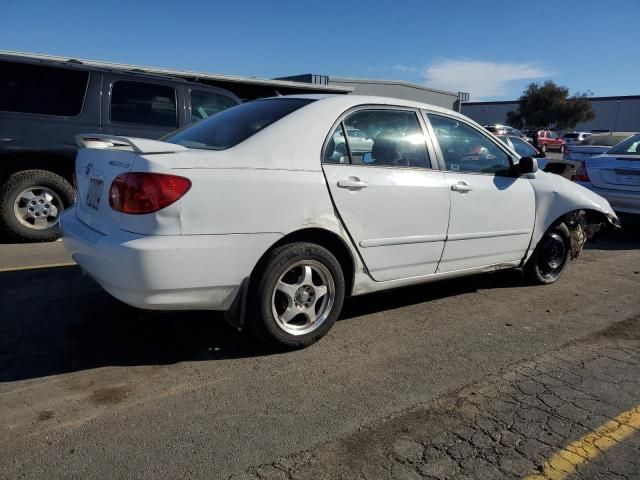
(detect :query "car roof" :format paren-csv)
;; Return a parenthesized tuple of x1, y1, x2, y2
(279, 94, 465, 118)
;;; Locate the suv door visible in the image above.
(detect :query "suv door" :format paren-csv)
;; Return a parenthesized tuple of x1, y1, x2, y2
(101, 75, 183, 139)
(322, 108, 450, 282)
(425, 113, 535, 272)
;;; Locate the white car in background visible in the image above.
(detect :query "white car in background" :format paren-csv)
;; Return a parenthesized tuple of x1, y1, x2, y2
(61, 95, 618, 348)
(562, 132, 591, 146)
(573, 133, 640, 215)
(564, 132, 635, 164)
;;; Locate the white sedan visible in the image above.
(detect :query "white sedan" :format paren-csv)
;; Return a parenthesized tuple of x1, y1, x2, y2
(61, 95, 619, 348)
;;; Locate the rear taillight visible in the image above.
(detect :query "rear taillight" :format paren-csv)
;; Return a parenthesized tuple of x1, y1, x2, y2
(109, 173, 191, 214)
(572, 162, 590, 183)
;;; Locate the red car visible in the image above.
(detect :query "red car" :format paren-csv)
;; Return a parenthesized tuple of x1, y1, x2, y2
(524, 129, 566, 153)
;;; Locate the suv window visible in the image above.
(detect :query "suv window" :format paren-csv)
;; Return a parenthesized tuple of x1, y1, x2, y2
(0, 60, 89, 116)
(331, 109, 429, 168)
(549, 132, 558, 139)
(190, 90, 238, 123)
(111, 81, 177, 127)
(165, 98, 314, 150)
(428, 114, 511, 174)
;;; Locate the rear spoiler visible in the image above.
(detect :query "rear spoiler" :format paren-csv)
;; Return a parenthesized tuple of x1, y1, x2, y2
(75, 134, 187, 154)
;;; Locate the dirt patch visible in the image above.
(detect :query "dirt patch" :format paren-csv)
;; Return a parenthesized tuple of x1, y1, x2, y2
(89, 385, 131, 406)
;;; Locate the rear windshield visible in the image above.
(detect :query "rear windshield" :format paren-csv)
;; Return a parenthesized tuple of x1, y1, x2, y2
(607, 134, 640, 155)
(578, 134, 631, 147)
(165, 98, 315, 150)
(525, 130, 538, 137)
(564, 133, 580, 139)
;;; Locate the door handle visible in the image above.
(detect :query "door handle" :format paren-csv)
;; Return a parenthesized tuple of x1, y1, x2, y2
(337, 176, 368, 190)
(451, 181, 472, 193)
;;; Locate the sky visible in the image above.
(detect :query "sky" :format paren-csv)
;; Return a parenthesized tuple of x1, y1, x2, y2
(2, 0, 639, 101)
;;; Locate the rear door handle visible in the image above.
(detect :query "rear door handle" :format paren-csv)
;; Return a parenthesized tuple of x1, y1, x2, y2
(337, 176, 368, 190)
(451, 181, 472, 193)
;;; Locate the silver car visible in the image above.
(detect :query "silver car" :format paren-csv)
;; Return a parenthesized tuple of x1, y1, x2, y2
(574, 133, 640, 215)
(564, 132, 635, 165)
(562, 132, 591, 146)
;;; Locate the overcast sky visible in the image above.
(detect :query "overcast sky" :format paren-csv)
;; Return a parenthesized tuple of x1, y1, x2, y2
(2, 0, 639, 100)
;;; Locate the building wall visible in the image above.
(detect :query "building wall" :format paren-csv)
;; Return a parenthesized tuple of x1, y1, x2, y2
(462, 96, 640, 132)
(278, 74, 460, 111)
(328, 77, 459, 110)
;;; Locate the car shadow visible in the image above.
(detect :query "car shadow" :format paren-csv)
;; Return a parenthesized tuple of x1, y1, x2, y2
(0, 265, 529, 383)
(586, 215, 640, 252)
(2, 219, 638, 384)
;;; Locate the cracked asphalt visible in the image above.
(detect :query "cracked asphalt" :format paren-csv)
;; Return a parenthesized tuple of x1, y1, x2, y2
(233, 316, 640, 480)
(1, 217, 639, 479)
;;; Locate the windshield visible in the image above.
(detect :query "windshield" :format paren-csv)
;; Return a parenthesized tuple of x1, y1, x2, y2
(607, 134, 640, 155)
(510, 137, 538, 157)
(577, 134, 631, 147)
(564, 133, 580, 139)
(164, 98, 315, 150)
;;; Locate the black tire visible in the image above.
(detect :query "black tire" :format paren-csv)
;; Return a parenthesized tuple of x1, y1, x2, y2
(0, 170, 75, 242)
(524, 223, 570, 285)
(540, 143, 547, 153)
(248, 242, 345, 348)
(559, 144, 566, 153)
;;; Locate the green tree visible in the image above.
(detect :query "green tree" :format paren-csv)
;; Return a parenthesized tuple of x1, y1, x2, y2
(506, 81, 595, 130)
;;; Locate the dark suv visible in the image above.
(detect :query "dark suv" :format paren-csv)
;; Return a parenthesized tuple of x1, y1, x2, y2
(524, 129, 567, 154)
(0, 55, 240, 241)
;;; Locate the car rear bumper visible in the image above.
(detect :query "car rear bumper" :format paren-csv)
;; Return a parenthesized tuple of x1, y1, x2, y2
(576, 182, 640, 215)
(60, 207, 281, 311)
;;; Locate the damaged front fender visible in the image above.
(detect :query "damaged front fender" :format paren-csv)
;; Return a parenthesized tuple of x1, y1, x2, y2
(527, 171, 619, 262)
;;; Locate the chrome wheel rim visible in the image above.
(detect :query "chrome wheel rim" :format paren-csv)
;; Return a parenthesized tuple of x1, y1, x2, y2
(271, 260, 335, 336)
(538, 233, 566, 279)
(13, 186, 64, 230)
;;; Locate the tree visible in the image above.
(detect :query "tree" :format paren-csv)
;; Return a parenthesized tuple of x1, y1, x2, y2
(506, 81, 595, 130)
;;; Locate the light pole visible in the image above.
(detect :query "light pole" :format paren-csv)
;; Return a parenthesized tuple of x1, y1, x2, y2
(613, 100, 622, 131)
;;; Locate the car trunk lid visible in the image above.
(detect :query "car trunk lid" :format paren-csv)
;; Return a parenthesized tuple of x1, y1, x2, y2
(74, 135, 187, 234)
(586, 155, 640, 192)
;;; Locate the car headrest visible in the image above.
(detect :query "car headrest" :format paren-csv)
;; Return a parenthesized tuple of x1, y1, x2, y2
(372, 135, 398, 163)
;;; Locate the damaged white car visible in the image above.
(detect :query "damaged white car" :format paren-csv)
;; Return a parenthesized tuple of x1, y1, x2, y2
(61, 95, 619, 348)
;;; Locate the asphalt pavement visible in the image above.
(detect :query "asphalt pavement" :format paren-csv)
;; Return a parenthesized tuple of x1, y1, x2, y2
(1, 217, 639, 479)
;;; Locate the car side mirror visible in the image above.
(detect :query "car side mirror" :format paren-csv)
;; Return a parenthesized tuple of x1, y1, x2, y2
(516, 156, 538, 174)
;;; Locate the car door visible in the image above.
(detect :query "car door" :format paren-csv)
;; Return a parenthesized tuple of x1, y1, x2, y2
(322, 107, 450, 282)
(101, 75, 183, 139)
(424, 113, 535, 272)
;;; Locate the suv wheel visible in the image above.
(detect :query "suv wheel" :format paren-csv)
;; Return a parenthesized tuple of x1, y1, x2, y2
(249, 242, 345, 348)
(540, 143, 547, 153)
(0, 170, 75, 242)
(559, 144, 566, 153)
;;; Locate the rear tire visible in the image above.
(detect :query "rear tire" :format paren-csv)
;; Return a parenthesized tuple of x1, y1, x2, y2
(524, 223, 570, 285)
(0, 170, 75, 242)
(248, 242, 345, 348)
(540, 143, 547, 153)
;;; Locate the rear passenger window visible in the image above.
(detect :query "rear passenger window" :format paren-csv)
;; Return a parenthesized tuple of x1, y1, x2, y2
(190, 90, 238, 123)
(325, 109, 430, 168)
(110, 81, 177, 127)
(0, 60, 88, 116)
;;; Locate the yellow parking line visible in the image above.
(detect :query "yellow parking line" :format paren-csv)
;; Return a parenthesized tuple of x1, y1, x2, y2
(525, 404, 640, 480)
(0, 262, 76, 273)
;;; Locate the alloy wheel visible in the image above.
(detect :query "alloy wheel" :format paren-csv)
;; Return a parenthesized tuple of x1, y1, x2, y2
(271, 259, 336, 336)
(13, 186, 64, 230)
